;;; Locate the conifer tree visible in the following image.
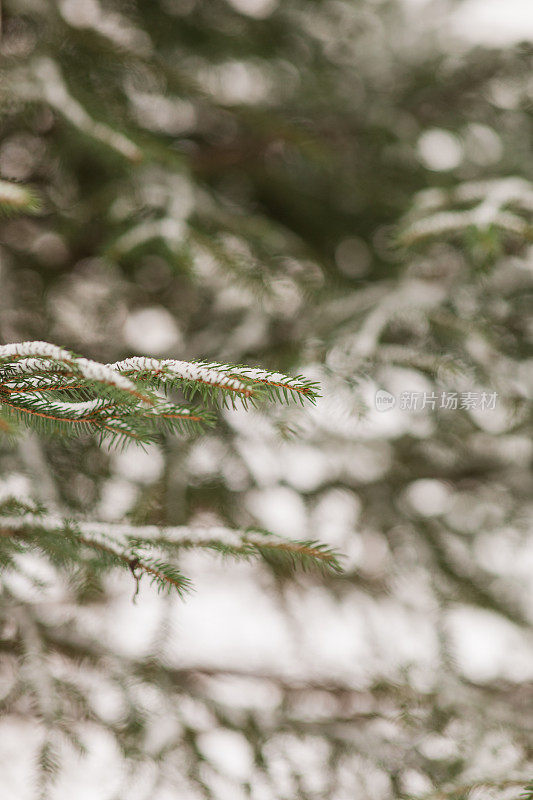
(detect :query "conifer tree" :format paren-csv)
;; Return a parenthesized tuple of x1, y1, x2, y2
(0, 0, 532, 798)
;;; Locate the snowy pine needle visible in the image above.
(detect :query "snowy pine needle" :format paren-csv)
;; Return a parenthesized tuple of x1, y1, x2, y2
(0, 342, 319, 444)
(0, 501, 342, 598)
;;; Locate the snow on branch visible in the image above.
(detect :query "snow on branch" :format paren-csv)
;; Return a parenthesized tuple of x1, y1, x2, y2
(108, 356, 320, 406)
(0, 342, 319, 442)
(109, 356, 253, 398)
(25, 59, 143, 162)
(0, 504, 342, 597)
(399, 177, 533, 246)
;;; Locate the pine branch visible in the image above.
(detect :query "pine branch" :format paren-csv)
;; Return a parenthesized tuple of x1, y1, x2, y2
(108, 356, 321, 407)
(0, 502, 342, 598)
(0, 342, 151, 400)
(17, 58, 143, 162)
(217, 364, 321, 406)
(0, 343, 319, 442)
(107, 355, 256, 405)
(399, 177, 533, 247)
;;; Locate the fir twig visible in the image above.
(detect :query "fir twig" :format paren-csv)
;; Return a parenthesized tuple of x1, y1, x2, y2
(0, 503, 342, 598)
(0, 342, 319, 442)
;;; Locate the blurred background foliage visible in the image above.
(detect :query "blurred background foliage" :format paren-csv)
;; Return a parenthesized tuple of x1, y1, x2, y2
(0, 0, 532, 798)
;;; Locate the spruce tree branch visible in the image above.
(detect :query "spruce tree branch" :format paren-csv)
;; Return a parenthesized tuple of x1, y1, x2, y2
(0, 506, 342, 597)
(0, 342, 319, 442)
(15, 58, 143, 162)
(107, 356, 320, 405)
(400, 177, 533, 246)
(0, 343, 150, 401)
(0, 517, 191, 597)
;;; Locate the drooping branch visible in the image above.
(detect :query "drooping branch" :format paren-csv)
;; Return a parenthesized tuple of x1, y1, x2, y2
(0, 503, 342, 598)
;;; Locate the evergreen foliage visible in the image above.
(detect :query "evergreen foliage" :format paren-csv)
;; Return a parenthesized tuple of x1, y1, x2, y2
(0, 498, 340, 598)
(0, 340, 319, 444)
(0, 0, 532, 798)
